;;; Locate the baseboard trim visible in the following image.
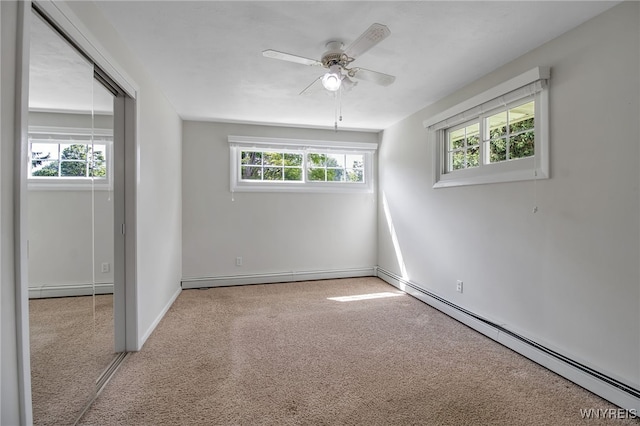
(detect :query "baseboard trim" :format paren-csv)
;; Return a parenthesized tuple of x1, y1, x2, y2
(138, 285, 182, 351)
(376, 267, 640, 413)
(181, 267, 377, 289)
(28, 282, 113, 299)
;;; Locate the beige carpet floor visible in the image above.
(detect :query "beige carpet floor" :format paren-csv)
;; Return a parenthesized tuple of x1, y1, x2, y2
(78, 277, 638, 425)
(30, 294, 117, 426)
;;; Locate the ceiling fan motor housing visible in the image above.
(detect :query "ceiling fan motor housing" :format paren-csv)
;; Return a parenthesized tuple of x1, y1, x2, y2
(321, 41, 351, 68)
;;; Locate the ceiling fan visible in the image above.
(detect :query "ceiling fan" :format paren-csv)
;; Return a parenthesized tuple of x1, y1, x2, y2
(262, 23, 396, 95)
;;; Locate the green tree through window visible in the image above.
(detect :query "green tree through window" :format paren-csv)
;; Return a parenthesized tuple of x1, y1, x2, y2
(239, 150, 365, 183)
(307, 153, 364, 182)
(447, 122, 480, 171)
(486, 101, 535, 163)
(31, 143, 107, 178)
(240, 150, 303, 181)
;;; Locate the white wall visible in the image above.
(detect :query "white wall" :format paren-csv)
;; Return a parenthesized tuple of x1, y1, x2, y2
(27, 190, 114, 297)
(47, 1, 183, 348)
(29, 110, 112, 129)
(182, 121, 378, 284)
(378, 1, 639, 390)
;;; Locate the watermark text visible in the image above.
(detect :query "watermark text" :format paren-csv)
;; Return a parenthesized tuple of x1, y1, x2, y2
(580, 408, 638, 420)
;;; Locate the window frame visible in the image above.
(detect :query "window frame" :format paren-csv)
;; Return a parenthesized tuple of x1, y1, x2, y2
(482, 99, 536, 165)
(27, 125, 114, 190)
(228, 135, 376, 193)
(445, 119, 481, 171)
(425, 67, 550, 188)
(239, 148, 305, 183)
(306, 151, 366, 184)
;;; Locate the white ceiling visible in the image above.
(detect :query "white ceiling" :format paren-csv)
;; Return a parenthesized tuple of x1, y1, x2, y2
(29, 9, 115, 114)
(62, 1, 619, 130)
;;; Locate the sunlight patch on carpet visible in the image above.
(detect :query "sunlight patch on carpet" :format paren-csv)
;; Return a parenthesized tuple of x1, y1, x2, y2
(327, 292, 405, 302)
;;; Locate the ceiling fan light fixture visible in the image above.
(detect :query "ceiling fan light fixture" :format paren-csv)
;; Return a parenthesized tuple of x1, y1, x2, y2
(322, 65, 342, 92)
(322, 73, 341, 91)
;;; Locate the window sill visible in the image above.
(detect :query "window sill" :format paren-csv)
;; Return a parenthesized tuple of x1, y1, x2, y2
(434, 157, 548, 188)
(27, 180, 112, 191)
(232, 180, 373, 194)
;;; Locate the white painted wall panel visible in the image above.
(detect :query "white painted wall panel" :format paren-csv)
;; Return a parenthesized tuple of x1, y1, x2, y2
(182, 121, 378, 281)
(378, 2, 640, 388)
(27, 190, 114, 295)
(61, 1, 183, 350)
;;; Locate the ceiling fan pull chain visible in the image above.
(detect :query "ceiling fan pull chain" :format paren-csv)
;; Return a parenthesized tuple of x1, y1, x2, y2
(334, 91, 339, 131)
(339, 88, 343, 123)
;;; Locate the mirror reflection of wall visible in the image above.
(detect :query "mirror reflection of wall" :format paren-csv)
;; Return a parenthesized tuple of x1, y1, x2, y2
(27, 114, 115, 298)
(27, 8, 118, 425)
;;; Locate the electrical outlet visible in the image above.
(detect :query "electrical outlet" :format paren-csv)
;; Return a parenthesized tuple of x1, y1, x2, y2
(236, 257, 243, 267)
(101, 262, 110, 273)
(456, 280, 463, 293)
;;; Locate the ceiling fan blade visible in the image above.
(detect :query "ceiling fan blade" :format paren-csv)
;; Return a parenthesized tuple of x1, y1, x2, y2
(341, 76, 358, 93)
(262, 49, 322, 67)
(299, 76, 323, 95)
(350, 68, 395, 86)
(344, 23, 391, 60)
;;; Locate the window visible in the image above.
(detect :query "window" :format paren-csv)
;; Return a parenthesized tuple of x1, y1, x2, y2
(229, 136, 376, 193)
(425, 67, 549, 188)
(240, 150, 304, 181)
(30, 141, 107, 178)
(28, 127, 113, 189)
(485, 100, 535, 164)
(307, 153, 365, 183)
(446, 121, 480, 171)
(443, 99, 535, 172)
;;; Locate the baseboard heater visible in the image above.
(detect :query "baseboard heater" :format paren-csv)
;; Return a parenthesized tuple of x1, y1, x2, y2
(376, 267, 640, 412)
(181, 267, 376, 289)
(29, 282, 114, 299)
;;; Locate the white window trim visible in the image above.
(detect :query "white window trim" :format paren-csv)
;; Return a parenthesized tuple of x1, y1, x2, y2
(228, 135, 377, 193)
(28, 125, 114, 191)
(424, 67, 550, 188)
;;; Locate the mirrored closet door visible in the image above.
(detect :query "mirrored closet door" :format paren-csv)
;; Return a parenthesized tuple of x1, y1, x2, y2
(27, 8, 123, 425)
